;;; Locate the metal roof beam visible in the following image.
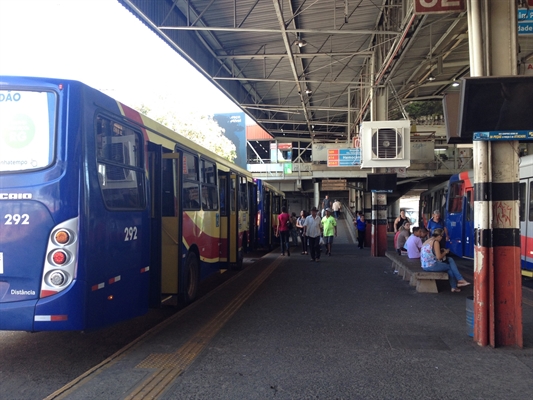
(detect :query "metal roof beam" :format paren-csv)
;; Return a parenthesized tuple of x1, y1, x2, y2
(159, 26, 401, 35)
(216, 52, 373, 59)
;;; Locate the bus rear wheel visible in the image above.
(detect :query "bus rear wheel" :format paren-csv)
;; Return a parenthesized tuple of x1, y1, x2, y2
(179, 252, 200, 305)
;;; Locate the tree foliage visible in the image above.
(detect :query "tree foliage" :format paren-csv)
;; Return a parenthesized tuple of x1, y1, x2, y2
(136, 103, 237, 162)
(405, 101, 443, 119)
(389, 100, 443, 121)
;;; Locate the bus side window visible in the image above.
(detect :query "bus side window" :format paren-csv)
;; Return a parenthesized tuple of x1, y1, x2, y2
(529, 182, 533, 222)
(219, 175, 227, 216)
(183, 152, 200, 210)
(96, 116, 145, 210)
(519, 182, 526, 222)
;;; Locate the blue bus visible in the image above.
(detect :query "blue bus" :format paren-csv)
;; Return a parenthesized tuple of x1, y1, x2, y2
(420, 167, 533, 277)
(0, 76, 273, 331)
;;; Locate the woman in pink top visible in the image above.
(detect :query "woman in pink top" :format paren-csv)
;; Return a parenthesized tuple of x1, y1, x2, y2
(276, 206, 291, 256)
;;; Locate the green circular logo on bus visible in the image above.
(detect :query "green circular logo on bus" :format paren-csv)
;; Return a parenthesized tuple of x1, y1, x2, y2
(3, 114, 36, 148)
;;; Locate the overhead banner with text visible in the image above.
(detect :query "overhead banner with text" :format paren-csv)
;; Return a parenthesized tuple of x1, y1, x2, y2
(414, 0, 465, 14)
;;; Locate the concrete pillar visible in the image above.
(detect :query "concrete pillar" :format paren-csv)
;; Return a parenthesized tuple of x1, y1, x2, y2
(468, 0, 522, 348)
(364, 192, 372, 247)
(313, 181, 320, 210)
(371, 193, 387, 257)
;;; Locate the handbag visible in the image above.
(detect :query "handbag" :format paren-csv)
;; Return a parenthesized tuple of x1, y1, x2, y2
(287, 220, 293, 230)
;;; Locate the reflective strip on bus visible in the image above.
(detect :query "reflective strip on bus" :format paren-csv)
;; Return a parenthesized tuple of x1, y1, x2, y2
(91, 282, 105, 291)
(108, 275, 121, 284)
(140, 266, 150, 273)
(34, 315, 68, 322)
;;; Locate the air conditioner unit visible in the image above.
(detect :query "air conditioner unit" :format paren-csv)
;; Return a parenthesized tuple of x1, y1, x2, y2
(360, 120, 410, 168)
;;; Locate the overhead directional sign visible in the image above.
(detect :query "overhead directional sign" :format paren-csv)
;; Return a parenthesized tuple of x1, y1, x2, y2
(414, 0, 465, 14)
(473, 131, 533, 141)
(327, 148, 361, 167)
(518, 8, 533, 36)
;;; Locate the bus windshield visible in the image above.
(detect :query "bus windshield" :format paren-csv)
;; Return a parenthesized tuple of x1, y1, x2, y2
(0, 89, 56, 172)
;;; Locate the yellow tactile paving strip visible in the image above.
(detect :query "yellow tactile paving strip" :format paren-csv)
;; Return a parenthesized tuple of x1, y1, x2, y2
(125, 256, 283, 399)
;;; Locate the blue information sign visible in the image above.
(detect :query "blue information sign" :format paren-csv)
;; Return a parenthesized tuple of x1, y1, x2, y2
(327, 148, 361, 167)
(473, 131, 533, 141)
(518, 8, 533, 35)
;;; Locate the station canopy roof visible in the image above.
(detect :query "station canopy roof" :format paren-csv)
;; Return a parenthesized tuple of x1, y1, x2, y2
(119, 0, 533, 142)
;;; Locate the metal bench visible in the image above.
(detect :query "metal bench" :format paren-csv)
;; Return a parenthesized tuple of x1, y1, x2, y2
(385, 251, 448, 293)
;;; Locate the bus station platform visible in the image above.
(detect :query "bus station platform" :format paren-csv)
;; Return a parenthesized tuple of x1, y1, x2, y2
(46, 219, 533, 399)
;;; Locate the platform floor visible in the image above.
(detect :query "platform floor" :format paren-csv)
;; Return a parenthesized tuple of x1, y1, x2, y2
(46, 219, 533, 399)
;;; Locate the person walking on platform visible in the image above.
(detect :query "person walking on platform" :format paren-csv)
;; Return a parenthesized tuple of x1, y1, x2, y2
(332, 199, 342, 219)
(289, 212, 299, 246)
(303, 206, 321, 262)
(322, 194, 332, 217)
(296, 210, 308, 255)
(421, 228, 470, 292)
(321, 208, 337, 256)
(356, 213, 366, 249)
(394, 210, 409, 232)
(276, 206, 291, 256)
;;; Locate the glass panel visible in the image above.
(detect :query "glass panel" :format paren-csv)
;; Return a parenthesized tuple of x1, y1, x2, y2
(96, 116, 144, 210)
(0, 90, 56, 172)
(239, 177, 248, 211)
(183, 182, 200, 210)
(219, 175, 227, 216)
(98, 167, 144, 209)
(519, 182, 525, 222)
(201, 185, 218, 210)
(230, 177, 236, 212)
(183, 152, 198, 181)
(202, 160, 216, 184)
(529, 182, 533, 222)
(466, 190, 473, 221)
(448, 181, 464, 213)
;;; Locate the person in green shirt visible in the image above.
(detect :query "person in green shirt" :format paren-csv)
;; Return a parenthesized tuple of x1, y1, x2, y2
(321, 208, 337, 256)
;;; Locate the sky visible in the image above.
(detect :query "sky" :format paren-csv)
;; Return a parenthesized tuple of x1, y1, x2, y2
(0, 0, 242, 116)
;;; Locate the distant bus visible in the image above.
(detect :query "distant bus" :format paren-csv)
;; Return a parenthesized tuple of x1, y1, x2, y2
(420, 163, 533, 277)
(0, 76, 276, 331)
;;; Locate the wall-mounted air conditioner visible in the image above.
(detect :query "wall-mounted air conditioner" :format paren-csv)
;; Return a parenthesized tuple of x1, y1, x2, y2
(360, 120, 411, 168)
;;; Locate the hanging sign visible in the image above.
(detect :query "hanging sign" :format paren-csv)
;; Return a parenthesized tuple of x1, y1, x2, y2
(518, 8, 533, 35)
(473, 131, 533, 141)
(414, 0, 465, 14)
(327, 148, 361, 167)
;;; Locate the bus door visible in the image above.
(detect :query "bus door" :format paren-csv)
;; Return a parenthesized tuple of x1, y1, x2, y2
(229, 173, 238, 265)
(218, 172, 229, 264)
(463, 187, 474, 258)
(160, 153, 181, 295)
(265, 191, 273, 248)
(248, 180, 257, 250)
(446, 180, 464, 257)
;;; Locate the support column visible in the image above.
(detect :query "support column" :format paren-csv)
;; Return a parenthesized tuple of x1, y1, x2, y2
(371, 193, 387, 256)
(468, 0, 522, 347)
(364, 192, 372, 247)
(313, 181, 320, 210)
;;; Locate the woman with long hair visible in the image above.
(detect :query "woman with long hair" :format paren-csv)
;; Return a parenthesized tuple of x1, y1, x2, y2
(296, 210, 308, 254)
(420, 228, 470, 292)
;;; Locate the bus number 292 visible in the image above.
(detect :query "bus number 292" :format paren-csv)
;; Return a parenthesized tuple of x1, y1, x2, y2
(4, 214, 30, 225)
(124, 226, 138, 241)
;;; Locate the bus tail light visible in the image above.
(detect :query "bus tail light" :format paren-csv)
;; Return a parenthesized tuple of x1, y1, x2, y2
(40, 217, 79, 298)
(51, 250, 68, 265)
